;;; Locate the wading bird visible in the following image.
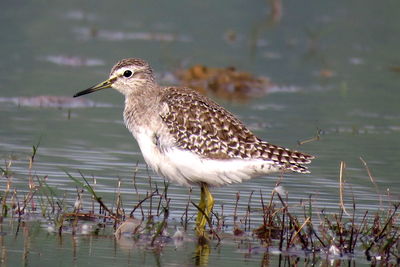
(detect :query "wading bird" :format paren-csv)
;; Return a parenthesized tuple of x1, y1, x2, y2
(74, 58, 314, 235)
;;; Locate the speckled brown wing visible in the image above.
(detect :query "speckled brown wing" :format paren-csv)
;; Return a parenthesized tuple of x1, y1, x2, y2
(159, 87, 314, 173)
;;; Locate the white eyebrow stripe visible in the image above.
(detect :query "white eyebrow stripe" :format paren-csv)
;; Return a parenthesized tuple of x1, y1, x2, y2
(116, 68, 133, 76)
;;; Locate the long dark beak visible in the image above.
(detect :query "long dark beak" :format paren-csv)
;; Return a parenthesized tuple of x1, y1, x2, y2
(74, 78, 114, 97)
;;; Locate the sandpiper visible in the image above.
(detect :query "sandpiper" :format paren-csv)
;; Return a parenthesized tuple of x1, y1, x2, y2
(74, 58, 314, 234)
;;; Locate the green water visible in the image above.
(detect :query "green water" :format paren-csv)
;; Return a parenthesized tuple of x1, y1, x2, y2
(1, 0, 399, 266)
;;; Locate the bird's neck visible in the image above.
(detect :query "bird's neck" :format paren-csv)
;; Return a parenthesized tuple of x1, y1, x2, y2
(123, 85, 161, 135)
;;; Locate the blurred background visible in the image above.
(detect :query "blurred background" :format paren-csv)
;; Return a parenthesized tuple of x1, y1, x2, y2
(0, 0, 399, 265)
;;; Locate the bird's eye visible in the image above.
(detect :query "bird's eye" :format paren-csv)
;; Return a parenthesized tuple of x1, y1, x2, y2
(123, 70, 133, 78)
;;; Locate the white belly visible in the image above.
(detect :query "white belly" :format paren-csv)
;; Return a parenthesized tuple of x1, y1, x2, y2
(134, 130, 280, 187)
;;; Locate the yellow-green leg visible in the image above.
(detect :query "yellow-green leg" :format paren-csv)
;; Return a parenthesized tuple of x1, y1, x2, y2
(194, 242, 210, 265)
(195, 183, 214, 235)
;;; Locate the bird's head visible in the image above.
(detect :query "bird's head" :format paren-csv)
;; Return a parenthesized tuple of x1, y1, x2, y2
(74, 58, 155, 97)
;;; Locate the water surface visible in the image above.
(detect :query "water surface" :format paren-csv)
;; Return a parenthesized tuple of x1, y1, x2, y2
(1, 0, 399, 265)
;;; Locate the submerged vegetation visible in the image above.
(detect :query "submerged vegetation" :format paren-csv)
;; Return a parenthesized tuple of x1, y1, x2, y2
(0, 144, 399, 266)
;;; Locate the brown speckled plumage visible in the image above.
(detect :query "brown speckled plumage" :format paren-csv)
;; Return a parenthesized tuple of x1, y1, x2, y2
(159, 87, 313, 173)
(75, 58, 314, 188)
(75, 58, 315, 231)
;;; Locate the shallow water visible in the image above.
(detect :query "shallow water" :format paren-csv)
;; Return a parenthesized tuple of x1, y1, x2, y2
(1, 0, 399, 265)
(0, 218, 378, 267)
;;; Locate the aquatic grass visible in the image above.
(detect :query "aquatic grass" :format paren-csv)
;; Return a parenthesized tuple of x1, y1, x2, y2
(1, 150, 399, 265)
(250, 169, 400, 265)
(150, 198, 170, 247)
(65, 171, 116, 218)
(36, 175, 59, 215)
(1, 167, 12, 217)
(28, 138, 41, 170)
(180, 187, 192, 231)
